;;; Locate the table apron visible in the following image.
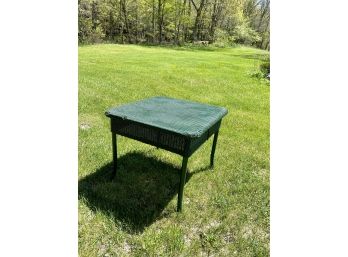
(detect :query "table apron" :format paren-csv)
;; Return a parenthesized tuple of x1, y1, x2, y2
(110, 118, 221, 157)
(187, 120, 221, 157)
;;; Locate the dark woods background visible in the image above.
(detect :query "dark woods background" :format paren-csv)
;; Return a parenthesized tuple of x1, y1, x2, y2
(78, 0, 270, 49)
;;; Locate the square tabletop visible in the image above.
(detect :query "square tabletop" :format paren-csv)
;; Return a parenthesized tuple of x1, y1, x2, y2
(105, 96, 228, 138)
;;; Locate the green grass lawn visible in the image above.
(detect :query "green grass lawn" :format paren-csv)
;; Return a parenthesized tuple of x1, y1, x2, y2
(79, 44, 270, 257)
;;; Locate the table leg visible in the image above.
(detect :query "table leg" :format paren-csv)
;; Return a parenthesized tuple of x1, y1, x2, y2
(210, 130, 219, 167)
(112, 132, 117, 179)
(177, 156, 188, 212)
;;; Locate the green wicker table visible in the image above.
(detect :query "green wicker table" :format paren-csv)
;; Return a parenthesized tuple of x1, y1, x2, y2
(105, 96, 228, 211)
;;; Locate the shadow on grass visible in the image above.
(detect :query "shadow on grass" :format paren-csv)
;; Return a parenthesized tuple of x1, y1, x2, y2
(79, 151, 209, 233)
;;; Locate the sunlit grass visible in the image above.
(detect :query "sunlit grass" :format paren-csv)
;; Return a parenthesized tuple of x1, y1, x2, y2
(79, 44, 269, 256)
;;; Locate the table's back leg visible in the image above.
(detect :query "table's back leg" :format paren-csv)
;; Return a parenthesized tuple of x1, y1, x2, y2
(112, 132, 117, 179)
(177, 156, 188, 212)
(210, 130, 219, 167)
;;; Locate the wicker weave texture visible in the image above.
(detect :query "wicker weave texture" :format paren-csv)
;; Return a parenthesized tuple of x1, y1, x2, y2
(106, 96, 228, 138)
(115, 120, 186, 152)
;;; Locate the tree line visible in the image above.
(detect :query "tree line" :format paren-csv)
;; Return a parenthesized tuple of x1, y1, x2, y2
(79, 0, 270, 49)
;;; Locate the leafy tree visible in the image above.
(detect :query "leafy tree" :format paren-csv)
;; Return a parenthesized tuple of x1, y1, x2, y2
(78, 0, 270, 49)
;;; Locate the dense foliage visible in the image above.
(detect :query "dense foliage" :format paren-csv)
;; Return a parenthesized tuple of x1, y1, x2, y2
(78, 0, 270, 49)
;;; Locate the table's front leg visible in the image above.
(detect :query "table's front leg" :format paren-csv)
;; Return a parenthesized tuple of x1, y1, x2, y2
(112, 132, 117, 179)
(177, 156, 188, 212)
(210, 130, 219, 167)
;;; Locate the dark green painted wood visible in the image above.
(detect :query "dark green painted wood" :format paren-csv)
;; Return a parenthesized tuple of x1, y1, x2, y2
(177, 156, 188, 212)
(112, 132, 117, 179)
(210, 131, 219, 167)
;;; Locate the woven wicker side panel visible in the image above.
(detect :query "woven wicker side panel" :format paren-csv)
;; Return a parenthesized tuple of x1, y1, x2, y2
(159, 133, 186, 151)
(114, 121, 186, 152)
(119, 123, 158, 142)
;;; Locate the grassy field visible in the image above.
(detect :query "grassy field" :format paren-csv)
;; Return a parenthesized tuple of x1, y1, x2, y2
(78, 44, 270, 257)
